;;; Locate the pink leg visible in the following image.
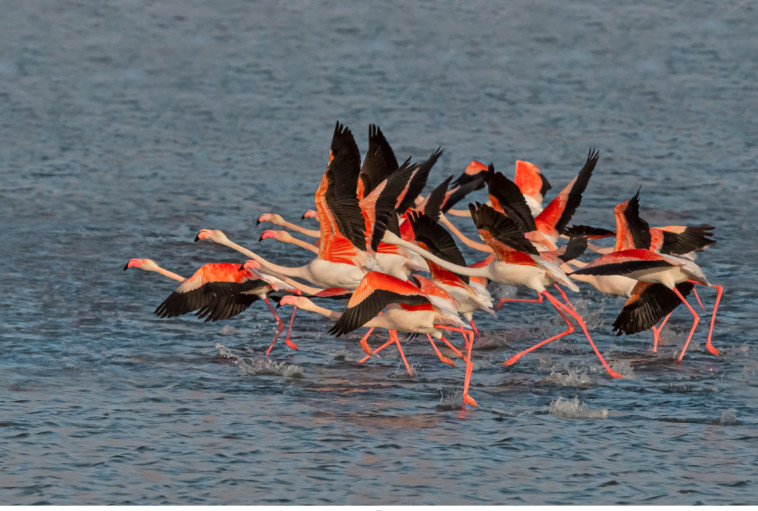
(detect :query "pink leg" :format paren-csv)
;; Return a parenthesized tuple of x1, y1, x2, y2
(265, 302, 298, 355)
(496, 291, 543, 310)
(693, 287, 706, 312)
(704, 284, 722, 356)
(391, 330, 414, 376)
(503, 290, 574, 366)
(651, 311, 673, 353)
(673, 286, 700, 362)
(282, 305, 299, 352)
(359, 327, 375, 355)
(469, 319, 480, 339)
(264, 297, 285, 334)
(358, 336, 394, 363)
(434, 325, 476, 354)
(551, 285, 623, 379)
(439, 335, 465, 359)
(427, 334, 455, 366)
(461, 331, 477, 408)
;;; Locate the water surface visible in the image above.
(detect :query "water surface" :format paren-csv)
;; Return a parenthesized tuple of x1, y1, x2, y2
(1, 0, 757, 505)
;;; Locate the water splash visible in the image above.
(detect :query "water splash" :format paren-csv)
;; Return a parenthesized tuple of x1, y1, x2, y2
(610, 359, 636, 379)
(217, 325, 237, 336)
(549, 396, 608, 419)
(717, 408, 738, 425)
(541, 369, 596, 388)
(216, 343, 303, 378)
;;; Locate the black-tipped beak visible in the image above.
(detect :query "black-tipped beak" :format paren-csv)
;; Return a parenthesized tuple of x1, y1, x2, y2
(194, 234, 201, 242)
(238, 263, 246, 271)
(123, 262, 129, 271)
(300, 212, 307, 220)
(257, 234, 264, 242)
(256, 218, 261, 225)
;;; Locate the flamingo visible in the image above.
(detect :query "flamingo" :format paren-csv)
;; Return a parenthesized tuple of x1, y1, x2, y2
(569, 247, 719, 360)
(381, 207, 623, 379)
(279, 271, 477, 407)
(123, 259, 299, 352)
(399, 206, 496, 337)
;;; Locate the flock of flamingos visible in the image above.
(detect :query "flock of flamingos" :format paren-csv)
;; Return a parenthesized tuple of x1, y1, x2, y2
(124, 122, 722, 409)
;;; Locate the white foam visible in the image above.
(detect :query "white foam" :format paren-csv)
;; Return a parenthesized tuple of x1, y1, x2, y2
(549, 396, 608, 419)
(215, 343, 303, 378)
(718, 408, 738, 425)
(541, 369, 596, 388)
(217, 325, 237, 336)
(609, 359, 635, 379)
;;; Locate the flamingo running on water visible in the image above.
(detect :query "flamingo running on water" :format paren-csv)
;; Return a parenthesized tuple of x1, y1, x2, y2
(123, 258, 300, 352)
(279, 270, 478, 407)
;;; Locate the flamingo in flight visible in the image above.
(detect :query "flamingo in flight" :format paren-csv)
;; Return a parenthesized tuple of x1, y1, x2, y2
(381, 206, 623, 379)
(123, 258, 300, 352)
(569, 190, 721, 359)
(279, 270, 478, 407)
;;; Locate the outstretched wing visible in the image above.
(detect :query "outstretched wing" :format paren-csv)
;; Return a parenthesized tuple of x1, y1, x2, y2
(328, 272, 430, 336)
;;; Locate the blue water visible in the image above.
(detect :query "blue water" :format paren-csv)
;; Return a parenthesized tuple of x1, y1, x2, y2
(2, 0, 757, 505)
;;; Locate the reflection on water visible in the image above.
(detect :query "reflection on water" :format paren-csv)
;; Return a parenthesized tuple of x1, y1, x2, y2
(1, 0, 757, 505)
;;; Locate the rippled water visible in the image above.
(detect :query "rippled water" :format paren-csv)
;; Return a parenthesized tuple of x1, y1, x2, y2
(2, 0, 757, 505)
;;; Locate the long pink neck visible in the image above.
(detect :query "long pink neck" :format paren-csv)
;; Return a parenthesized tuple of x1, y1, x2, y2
(281, 233, 319, 254)
(440, 214, 493, 253)
(384, 232, 491, 279)
(274, 218, 320, 239)
(216, 238, 322, 295)
(150, 265, 185, 282)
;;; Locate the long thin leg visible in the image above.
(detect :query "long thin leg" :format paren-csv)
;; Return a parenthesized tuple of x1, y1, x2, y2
(427, 334, 455, 366)
(391, 330, 414, 376)
(434, 325, 476, 356)
(439, 335, 465, 359)
(358, 335, 394, 363)
(265, 303, 298, 355)
(461, 331, 478, 408)
(673, 286, 700, 361)
(469, 319, 480, 339)
(551, 285, 623, 379)
(704, 284, 722, 357)
(503, 290, 574, 366)
(651, 311, 673, 353)
(264, 297, 285, 336)
(282, 305, 299, 352)
(496, 291, 543, 310)
(692, 287, 706, 312)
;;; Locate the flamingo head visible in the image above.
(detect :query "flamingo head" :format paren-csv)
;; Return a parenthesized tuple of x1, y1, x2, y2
(238, 260, 261, 273)
(124, 258, 158, 271)
(258, 230, 281, 242)
(195, 229, 228, 243)
(301, 209, 317, 220)
(256, 213, 283, 225)
(278, 294, 302, 307)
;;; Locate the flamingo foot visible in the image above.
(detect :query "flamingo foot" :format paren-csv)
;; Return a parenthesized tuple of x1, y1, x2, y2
(360, 338, 372, 355)
(503, 353, 522, 367)
(439, 355, 456, 367)
(606, 367, 624, 379)
(284, 338, 299, 351)
(463, 393, 478, 407)
(706, 343, 720, 357)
